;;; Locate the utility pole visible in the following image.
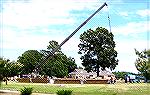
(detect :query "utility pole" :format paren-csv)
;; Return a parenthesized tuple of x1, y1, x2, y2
(35, 2, 108, 74)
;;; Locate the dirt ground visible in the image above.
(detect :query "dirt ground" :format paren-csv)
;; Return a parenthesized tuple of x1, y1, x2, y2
(0, 91, 19, 95)
(0, 90, 56, 95)
(0, 92, 18, 95)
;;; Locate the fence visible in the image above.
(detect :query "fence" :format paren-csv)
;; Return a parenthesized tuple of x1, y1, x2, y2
(16, 78, 108, 84)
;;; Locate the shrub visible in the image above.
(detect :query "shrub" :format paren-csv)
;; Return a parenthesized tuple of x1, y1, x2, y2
(112, 93, 117, 95)
(20, 87, 33, 95)
(56, 90, 72, 95)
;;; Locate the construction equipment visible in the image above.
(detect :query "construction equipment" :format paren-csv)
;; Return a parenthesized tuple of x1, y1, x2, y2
(35, 2, 108, 74)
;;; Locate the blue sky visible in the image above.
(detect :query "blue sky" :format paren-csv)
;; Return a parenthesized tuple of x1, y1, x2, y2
(0, 0, 150, 73)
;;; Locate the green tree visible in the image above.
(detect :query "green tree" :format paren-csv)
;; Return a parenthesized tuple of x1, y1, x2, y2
(66, 57, 77, 73)
(78, 66, 83, 69)
(78, 27, 118, 77)
(0, 57, 21, 85)
(6, 61, 23, 77)
(47, 40, 61, 52)
(135, 49, 150, 81)
(0, 57, 5, 83)
(41, 40, 77, 78)
(113, 71, 136, 79)
(17, 50, 43, 74)
(53, 53, 77, 74)
(0, 57, 10, 85)
(17, 41, 77, 78)
(41, 53, 68, 78)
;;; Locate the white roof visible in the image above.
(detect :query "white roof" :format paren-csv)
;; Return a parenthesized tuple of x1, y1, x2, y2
(69, 69, 114, 76)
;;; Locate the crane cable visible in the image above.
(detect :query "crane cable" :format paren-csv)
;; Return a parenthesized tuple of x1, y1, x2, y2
(106, 4, 111, 32)
(147, 2, 149, 50)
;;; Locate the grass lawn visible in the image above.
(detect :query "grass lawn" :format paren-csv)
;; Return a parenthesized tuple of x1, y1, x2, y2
(0, 82, 150, 95)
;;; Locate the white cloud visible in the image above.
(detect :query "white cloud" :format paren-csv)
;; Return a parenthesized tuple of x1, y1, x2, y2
(112, 21, 150, 35)
(119, 12, 128, 17)
(136, 9, 150, 17)
(1, 0, 106, 60)
(114, 38, 149, 73)
(2, 1, 73, 28)
(1, 25, 80, 52)
(115, 40, 148, 54)
(115, 60, 138, 73)
(2, 0, 105, 29)
(1, 0, 107, 54)
(112, 21, 150, 73)
(1, 27, 66, 50)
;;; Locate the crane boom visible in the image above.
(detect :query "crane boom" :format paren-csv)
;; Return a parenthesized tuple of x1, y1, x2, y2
(45, 2, 107, 60)
(34, 2, 108, 74)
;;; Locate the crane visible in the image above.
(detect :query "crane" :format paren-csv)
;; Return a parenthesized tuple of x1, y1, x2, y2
(34, 2, 108, 74)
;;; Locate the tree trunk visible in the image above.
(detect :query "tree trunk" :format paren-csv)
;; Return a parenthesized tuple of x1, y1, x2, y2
(145, 71, 148, 82)
(96, 63, 99, 77)
(5, 77, 7, 85)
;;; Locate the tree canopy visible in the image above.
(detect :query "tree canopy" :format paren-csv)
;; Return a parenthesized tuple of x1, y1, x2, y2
(113, 71, 137, 79)
(0, 57, 22, 85)
(41, 40, 77, 78)
(17, 50, 43, 74)
(78, 27, 118, 77)
(135, 49, 150, 80)
(17, 40, 77, 78)
(0, 57, 5, 81)
(47, 40, 61, 52)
